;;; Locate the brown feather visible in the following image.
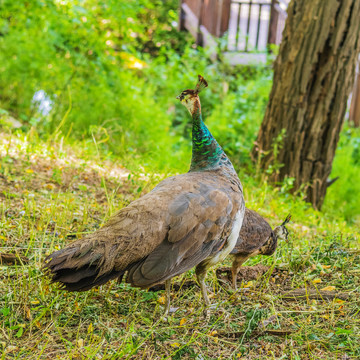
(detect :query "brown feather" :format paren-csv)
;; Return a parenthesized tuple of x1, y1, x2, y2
(43, 169, 243, 291)
(230, 208, 282, 289)
(231, 208, 273, 255)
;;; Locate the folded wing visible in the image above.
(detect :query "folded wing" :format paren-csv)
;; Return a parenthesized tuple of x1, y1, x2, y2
(44, 171, 242, 290)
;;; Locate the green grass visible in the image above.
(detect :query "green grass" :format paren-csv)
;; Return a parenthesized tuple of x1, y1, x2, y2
(0, 131, 359, 359)
(323, 126, 360, 223)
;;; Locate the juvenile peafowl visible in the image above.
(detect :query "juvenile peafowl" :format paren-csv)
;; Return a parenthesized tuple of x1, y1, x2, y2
(230, 209, 291, 289)
(43, 75, 245, 316)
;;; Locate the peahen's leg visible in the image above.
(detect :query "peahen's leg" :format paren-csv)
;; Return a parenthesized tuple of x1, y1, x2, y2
(231, 255, 251, 290)
(163, 279, 172, 317)
(195, 264, 210, 307)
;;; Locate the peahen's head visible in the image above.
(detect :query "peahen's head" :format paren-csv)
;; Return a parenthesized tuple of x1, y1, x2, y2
(177, 75, 208, 115)
(273, 214, 291, 242)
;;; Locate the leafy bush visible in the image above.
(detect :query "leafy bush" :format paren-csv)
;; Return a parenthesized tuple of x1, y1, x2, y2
(0, 0, 359, 222)
(0, 0, 190, 169)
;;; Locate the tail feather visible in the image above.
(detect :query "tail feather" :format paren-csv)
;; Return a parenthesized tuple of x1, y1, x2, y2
(54, 267, 123, 292)
(52, 267, 98, 284)
(43, 241, 123, 292)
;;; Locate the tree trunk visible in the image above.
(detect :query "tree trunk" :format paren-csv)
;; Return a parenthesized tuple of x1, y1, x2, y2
(252, 0, 360, 209)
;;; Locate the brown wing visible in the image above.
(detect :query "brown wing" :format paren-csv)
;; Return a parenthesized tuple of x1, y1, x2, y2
(230, 208, 272, 255)
(126, 179, 240, 287)
(44, 171, 243, 290)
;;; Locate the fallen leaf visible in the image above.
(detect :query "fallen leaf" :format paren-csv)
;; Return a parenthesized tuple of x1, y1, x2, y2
(24, 306, 31, 320)
(31, 300, 40, 305)
(25, 169, 34, 174)
(208, 330, 219, 343)
(170, 342, 180, 348)
(321, 265, 331, 269)
(244, 281, 254, 288)
(264, 329, 294, 336)
(158, 296, 166, 305)
(5, 345, 18, 354)
(260, 315, 277, 329)
(0, 253, 29, 265)
(179, 318, 187, 326)
(77, 339, 84, 348)
(321, 286, 335, 291)
(88, 323, 93, 333)
(312, 278, 322, 284)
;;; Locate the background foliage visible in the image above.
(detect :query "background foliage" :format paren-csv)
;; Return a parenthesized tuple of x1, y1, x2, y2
(0, 0, 359, 222)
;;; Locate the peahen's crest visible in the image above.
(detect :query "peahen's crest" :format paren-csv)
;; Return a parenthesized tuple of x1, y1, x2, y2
(176, 75, 208, 102)
(281, 214, 292, 226)
(195, 75, 208, 94)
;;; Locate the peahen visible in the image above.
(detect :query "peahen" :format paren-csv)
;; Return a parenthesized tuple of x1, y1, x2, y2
(43, 75, 245, 316)
(230, 209, 291, 289)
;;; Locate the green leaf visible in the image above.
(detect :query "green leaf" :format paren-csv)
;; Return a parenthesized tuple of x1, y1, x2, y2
(15, 327, 23, 338)
(308, 334, 320, 341)
(1, 308, 10, 316)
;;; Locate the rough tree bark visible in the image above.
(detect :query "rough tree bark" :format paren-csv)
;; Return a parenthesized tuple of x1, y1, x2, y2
(252, 0, 360, 209)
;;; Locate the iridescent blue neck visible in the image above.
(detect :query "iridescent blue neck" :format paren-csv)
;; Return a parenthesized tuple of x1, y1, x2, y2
(190, 108, 234, 173)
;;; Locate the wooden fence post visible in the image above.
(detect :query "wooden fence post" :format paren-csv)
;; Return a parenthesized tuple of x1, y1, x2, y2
(196, 0, 205, 45)
(267, 0, 279, 47)
(179, 0, 186, 31)
(220, 0, 231, 36)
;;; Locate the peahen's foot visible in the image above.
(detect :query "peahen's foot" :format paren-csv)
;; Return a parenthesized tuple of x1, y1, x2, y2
(159, 279, 172, 322)
(160, 314, 169, 323)
(203, 307, 211, 322)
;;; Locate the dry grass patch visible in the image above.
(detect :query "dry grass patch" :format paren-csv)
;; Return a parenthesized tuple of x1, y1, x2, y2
(0, 132, 359, 359)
